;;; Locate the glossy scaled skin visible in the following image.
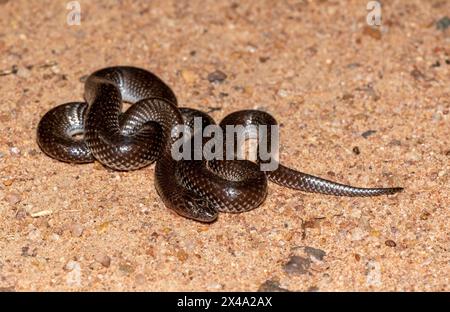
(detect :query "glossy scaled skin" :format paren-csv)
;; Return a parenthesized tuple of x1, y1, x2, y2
(220, 110, 403, 197)
(37, 66, 403, 222)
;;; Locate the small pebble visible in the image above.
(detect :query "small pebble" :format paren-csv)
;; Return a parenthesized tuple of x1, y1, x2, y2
(361, 130, 377, 138)
(420, 211, 431, 220)
(304, 246, 326, 261)
(65, 260, 78, 271)
(70, 223, 84, 237)
(65, 260, 81, 287)
(352, 146, 361, 155)
(370, 229, 381, 237)
(283, 255, 311, 275)
(3, 179, 14, 186)
(351, 228, 367, 241)
(385, 240, 397, 247)
(50, 233, 60, 241)
(95, 253, 111, 268)
(146, 246, 155, 257)
(431, 61, 440, 68)
(180, 69, 198, 84)
(97, 221, 110, 233)
(27, 149, 38, 157)
(50, 66, 61, 74)
(135, 273, 146, 285)
(27, 227, 41, 241)
(5, 192, 21, 205)
(15, 208, 27, 220)
(347, 63, 361, 68)
(206, 282, 223, 290)
(9, 147, 20, 155)
(258, 280, 289, 292)
(342, 93, 355, 102)
(30, 210, 53, 218)
(119, 262, 135, 274)
(207, 70, 227, 83)
(277, 89, 288, 98)
(176, 249, 189, 262)
(366, 260, 382, 286)
(21, 246, 37, 257)
(389, 139, 402, 146)
(410, 68, 426, 80)
(436, 16, 450, 30)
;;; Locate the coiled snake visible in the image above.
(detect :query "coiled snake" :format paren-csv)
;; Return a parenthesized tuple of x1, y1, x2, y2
(37, 66, 403, 222)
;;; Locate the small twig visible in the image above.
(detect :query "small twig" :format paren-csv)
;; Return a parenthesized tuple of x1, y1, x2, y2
(0, 65, 18, 76)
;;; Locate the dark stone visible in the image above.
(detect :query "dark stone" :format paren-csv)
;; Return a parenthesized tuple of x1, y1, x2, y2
(362, 130, 377, 138)
(257, 280, 290, 292)
(410, 68, 426, 80)
(431, 61, 441, 68)
(21, 246, 37, 257)
(304, 246, 326, 261)
(207, 70, 227, 83)
(388, 139, 402, 146)
(283, 256, 311, 275)
(385, 240, 397, 247)
(436, 16, 450, 30)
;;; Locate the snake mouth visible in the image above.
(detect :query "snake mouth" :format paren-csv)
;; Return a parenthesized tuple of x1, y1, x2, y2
(179, 195, 218, 223)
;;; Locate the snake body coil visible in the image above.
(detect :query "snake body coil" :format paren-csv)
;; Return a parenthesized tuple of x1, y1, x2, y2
(37, 66, 402, 222)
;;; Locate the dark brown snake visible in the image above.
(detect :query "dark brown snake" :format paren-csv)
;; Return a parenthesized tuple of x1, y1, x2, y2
(37, 66, 403, 222)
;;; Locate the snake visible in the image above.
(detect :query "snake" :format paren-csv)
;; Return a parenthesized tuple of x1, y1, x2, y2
(37, 66, 403, 222)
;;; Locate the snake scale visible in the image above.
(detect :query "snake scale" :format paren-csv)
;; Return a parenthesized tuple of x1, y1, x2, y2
(37, 66, 403, 222)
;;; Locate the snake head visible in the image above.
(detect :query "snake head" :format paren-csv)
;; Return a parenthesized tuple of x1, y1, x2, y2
(178, 193, 218, 223)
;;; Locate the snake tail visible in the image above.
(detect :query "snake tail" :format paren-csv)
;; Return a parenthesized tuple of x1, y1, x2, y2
(268, 164, 403, 196)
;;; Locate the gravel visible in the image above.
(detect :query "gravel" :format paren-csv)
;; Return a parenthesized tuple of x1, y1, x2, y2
(65, 260, 82, 287)
(304, 246, 326, 261)
(436, 16, 450, 30)
(257, 280, 290, 292)
(5, 192, 21, 205)
(361, 130, 377, 138)
(9, 147, 20, 155)
(69, 223, 84, 237)
(95, 253, 111, 268)
(283, 255, 311, 275)
(207, 70, 227, 83)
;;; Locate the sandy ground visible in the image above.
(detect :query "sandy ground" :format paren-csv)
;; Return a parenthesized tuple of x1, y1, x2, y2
(0, 0, 449, 291)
